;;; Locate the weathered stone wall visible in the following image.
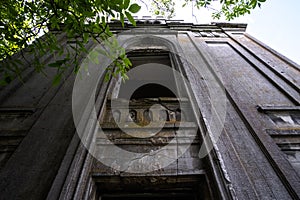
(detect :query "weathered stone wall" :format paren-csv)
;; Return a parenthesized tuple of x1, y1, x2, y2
(0, 20, 299, 200)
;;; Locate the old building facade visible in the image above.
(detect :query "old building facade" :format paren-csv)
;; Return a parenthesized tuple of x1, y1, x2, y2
(0, 19, 299, 199)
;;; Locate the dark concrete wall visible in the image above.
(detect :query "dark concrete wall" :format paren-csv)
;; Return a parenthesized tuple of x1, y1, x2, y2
(0, 20, 299, 200)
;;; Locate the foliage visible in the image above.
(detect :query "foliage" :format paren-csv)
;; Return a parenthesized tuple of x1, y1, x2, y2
(0, 0, 140, 85)
(149, 0, 175, 19)
(150, 0, 266, 20)
(0, 0, 266, 85)
(198, 0, 267, 20)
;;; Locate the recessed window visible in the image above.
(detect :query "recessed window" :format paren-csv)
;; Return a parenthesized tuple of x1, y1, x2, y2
(130, 83, 176, 99)
(118, 50, 180, 99)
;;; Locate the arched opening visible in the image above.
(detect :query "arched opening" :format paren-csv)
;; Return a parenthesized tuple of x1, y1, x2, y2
(117, 49, 182, 100)
(130, 83, 176, 99)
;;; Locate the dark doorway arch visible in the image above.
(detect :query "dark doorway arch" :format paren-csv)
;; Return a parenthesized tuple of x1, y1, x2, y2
(130, 83, 176, 99)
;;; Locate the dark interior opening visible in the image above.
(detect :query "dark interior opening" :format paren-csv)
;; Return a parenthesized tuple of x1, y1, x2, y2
(95, 175, 212, 200)
(118, 51, 183, 99)
(130, 83, 176, 99)
(102, 193, 195, 200)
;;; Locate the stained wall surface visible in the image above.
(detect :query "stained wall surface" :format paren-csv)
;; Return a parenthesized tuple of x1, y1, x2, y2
(0, 20, 299, 200)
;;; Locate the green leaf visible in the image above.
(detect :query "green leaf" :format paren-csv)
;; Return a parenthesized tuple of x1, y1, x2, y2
(83, 11, 94, 17)
(122, 73, 129, 81)
(128, 3, 141, 13)
(48, 62, 61, 68)
(125, 11, 136, 26)
(52, 73, 62, 86)
(110, 4, 122, 13)
(120, 13, 125, 27)
(115, 0, 123, 5)
(104, 71, 111, 82)
(250, 0, 257, 8)
(83, 33, 89, 43)
(124, 0, 130, 9)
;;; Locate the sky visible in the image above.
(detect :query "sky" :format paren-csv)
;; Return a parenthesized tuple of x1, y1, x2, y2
(244, 0, 300, 65)
(136, 0, 300, 65)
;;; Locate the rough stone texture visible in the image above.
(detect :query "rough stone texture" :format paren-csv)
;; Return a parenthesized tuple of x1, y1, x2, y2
(0, 19, 299, 200)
